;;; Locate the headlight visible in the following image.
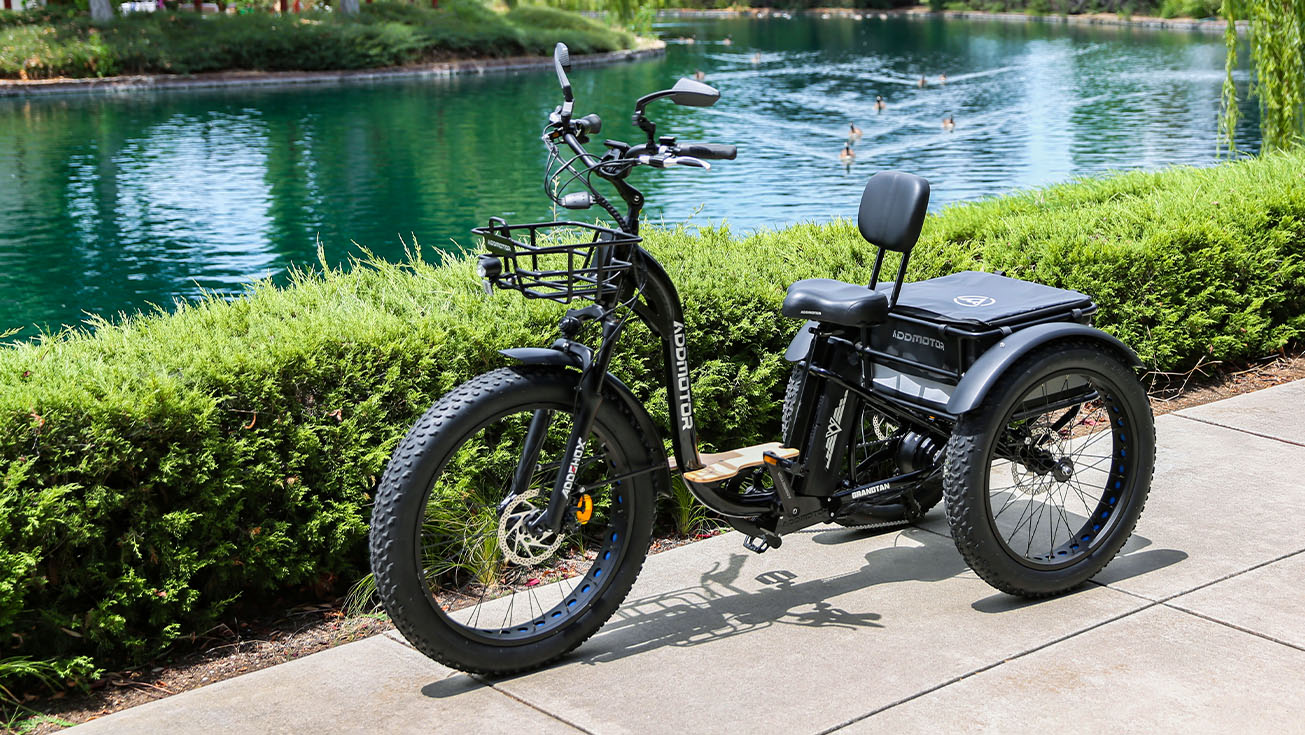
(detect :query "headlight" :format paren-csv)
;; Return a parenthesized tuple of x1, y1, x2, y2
(477, 255, 502, 280)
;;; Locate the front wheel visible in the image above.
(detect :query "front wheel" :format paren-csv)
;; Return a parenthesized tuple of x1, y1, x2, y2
(369, 366, 659, 675)
(943, 342, 1154, 598)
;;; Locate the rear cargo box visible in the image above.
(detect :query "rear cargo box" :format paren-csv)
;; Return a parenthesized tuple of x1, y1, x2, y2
(865, 271, 1096, 406)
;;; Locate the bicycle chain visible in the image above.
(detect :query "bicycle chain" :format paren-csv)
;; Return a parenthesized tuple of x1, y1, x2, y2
(792, 518, 911, 534)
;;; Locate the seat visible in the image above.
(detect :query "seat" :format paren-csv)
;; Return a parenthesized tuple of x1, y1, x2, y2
(781, 278, 889, 327)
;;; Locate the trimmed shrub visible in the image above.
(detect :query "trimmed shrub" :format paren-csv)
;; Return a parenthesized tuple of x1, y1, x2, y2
(1157, 0, 1222, 17)
(0, 151, 1303, 690)
(0, 1, 634, 80)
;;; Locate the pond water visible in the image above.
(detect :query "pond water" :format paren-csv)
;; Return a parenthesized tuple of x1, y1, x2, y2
(0, 14, 1258, 337)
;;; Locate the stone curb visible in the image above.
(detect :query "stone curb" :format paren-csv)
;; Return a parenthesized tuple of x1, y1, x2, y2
(659, 7, 1245, 34)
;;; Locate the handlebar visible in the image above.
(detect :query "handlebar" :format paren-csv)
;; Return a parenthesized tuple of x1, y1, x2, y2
(543, 42, 735, 230)
(675, 143, 737, 161)
(637, 154, 711, 170)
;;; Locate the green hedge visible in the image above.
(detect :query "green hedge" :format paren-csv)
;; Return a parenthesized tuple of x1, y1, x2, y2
(1, 151, 1303, 691)
(0, 1, 635, 80)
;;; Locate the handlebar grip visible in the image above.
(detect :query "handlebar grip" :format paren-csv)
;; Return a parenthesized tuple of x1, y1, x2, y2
(677, 143, 737, 160)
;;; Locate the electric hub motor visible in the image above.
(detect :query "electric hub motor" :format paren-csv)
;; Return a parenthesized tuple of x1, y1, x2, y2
(895, 431, 942, 475)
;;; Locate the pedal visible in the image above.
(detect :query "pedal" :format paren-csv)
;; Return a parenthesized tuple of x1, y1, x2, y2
(742, 530, 782, 554)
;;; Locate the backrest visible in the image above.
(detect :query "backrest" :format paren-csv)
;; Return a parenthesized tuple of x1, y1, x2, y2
(857, 171, 930, 254)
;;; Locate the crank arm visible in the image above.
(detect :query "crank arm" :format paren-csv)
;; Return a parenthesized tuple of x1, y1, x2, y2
(763, 451, 826, 532)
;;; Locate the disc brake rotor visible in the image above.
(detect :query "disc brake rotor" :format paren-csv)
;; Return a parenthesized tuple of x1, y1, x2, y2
(497, 490, 565, 566)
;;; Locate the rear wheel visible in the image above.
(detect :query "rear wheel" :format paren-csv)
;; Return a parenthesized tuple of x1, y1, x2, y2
(943, 342, 1154, 598)
(370, 366, 658, 675)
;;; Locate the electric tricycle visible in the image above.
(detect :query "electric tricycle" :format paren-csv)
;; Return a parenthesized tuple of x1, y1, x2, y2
(369, 44, 1156, 675)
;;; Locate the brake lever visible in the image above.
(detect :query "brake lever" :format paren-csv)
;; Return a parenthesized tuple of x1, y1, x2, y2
(666, 156, 711, 170)
(635, 154, 711, 171)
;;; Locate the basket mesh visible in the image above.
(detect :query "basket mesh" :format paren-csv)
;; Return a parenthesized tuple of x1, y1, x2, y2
(472, 220, 641, 304)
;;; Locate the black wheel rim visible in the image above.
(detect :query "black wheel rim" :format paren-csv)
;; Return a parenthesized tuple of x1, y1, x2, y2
(415, 404, 634, 646)
(983, 367, 1139, 571)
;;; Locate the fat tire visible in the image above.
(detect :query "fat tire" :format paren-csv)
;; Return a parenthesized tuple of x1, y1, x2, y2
(369, 366, 659, 675)
(942, 341, 1155, 598)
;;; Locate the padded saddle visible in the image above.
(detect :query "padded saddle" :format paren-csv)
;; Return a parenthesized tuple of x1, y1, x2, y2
(781, 170, 929, 328)
(782, 279, 888, 326)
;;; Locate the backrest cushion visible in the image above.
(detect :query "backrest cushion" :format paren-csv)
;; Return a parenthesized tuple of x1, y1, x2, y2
(857, 171, 931, 253)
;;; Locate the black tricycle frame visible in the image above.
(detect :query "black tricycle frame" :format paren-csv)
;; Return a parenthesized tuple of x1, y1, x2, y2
(479, 42, 1140, 553)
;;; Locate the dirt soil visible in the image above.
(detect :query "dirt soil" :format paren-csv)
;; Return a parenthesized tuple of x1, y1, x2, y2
(1143, 351, 1305, 415)
(6, 354, 1303, 733)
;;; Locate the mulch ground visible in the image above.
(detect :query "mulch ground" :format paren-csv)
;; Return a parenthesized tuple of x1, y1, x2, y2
(1144, 351, 1305, 415)
(6, 351, 1303, 733)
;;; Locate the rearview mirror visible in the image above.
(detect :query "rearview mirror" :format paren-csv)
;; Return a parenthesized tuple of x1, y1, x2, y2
(669, 78, 720, 107)
(631, 76, 722, 146)
(554, 43, 573, 103)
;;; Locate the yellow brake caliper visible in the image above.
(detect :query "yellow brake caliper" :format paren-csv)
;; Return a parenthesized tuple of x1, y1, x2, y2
(574, 494, 593, 524)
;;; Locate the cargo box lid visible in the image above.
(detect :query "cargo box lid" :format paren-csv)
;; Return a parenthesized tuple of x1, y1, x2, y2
(879, 271, 1093, 328)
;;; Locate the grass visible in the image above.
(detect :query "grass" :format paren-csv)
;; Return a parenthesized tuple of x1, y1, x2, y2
(0, 150, 1301, 695)
(0, 1, 636, 80)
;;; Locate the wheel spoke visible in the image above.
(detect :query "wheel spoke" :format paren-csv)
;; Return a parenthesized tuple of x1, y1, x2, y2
(402, 399, 642, 646)
(977, 366, 1145, 569)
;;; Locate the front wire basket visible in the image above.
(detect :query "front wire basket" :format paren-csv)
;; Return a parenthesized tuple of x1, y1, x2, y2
(472, 219, 641, 304)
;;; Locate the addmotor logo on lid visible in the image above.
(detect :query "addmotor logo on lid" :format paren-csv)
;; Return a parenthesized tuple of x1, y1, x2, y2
(954, 295, 996, 307)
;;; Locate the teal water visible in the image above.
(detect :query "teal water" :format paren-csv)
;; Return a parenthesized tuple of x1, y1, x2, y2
(0, 14, 1257, 337)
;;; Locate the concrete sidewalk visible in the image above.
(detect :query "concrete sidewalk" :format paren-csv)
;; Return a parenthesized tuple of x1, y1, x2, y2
(72, 382, 1305, 734)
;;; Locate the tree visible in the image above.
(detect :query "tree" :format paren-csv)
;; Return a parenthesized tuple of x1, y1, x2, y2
(1220, 0, 1305, 152)
(89, 0, 114, 23)
(339, 0, 359, 15)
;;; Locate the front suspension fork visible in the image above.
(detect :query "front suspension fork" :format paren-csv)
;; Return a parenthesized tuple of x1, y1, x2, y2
(529, 316, 624, 535)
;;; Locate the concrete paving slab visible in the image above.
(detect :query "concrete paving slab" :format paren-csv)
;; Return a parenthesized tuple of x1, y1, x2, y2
(1168, 551, 1305, 649)
(69, 635, 580, 735)
(485, 526, 1147, 735)
(919, 413, 1305, 601)
(1176, 379, 1305, 446)
(1091, 414, 1305, 599)
(840, 605, 1305, 733)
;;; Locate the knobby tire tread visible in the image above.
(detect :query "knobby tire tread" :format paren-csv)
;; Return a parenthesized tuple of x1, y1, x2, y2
(942, 340, 1155, 598)
(369, 366, 660, 676)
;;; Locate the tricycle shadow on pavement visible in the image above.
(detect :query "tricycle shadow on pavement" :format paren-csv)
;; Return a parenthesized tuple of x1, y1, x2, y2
(419, 526, 1186, 697)
(969, 542, 1188, 613)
